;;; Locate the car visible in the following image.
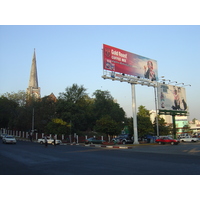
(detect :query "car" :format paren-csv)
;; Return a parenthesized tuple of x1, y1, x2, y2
(85, 137, 105, 144)
(155, 136, 179, 145)
(179, 136, 199, 142)
(2, 135, 17, 144)
(112, 134, 133, 144)
(37, 137, 61, 145)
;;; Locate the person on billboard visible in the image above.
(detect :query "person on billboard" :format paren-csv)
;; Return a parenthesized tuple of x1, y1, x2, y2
(172, 87, 181, 110)
(160, 92, 165, 108)
(144, 61, 156, 81)
(178, 87, 188, 110)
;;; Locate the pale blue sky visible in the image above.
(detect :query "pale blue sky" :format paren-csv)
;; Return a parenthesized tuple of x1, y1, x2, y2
(0, 25, 200, 120)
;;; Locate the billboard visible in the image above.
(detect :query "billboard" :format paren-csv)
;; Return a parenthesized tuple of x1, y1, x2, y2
(103, 44, 158, 81)
(157, 83, 188, 111)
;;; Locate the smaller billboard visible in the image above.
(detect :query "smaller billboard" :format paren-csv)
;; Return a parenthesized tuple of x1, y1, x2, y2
(103, 44, 158, 81)
(157, 83, 188, 111)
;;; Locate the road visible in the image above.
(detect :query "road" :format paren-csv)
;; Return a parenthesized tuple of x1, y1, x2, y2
(1, 140, 200, 175)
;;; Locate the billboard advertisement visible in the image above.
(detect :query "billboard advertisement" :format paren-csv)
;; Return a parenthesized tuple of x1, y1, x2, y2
(157, 83, 188, 111)
(103, 44, 158, 81)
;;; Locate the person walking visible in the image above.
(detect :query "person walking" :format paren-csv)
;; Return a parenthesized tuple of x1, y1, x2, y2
(53, 135, 56, 147)
(44, 135, 48, 147)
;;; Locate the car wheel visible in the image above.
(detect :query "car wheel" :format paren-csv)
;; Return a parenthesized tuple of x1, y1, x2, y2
(40, 141, 43, 145)
(90, 142, 93, 144)
(171, 142, 174, 145)
(158, 142, 162, 145)
(122, 141, 126, 145)
(181, 140, 184, 142)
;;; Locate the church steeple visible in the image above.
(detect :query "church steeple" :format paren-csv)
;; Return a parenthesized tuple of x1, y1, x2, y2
(27, 49, 40, 99)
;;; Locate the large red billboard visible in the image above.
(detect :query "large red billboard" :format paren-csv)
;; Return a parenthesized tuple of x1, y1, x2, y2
(103, 44, 158, 81)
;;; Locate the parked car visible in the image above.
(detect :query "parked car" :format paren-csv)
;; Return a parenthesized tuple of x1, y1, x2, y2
(179, 136, 199, 142)
(2, 135, 17, 144)
(37, 137, 61, 145)
(85, 137, 105, 144)
(112, 134, 133, 144)
(155, 136, 179, 145)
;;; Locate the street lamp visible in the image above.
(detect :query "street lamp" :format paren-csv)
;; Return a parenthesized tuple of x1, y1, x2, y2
(175, 83, 184, 86)
(169, 81, 177, 84)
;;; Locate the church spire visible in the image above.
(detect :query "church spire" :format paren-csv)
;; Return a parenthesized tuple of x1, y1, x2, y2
(27, 49, 40, 99)
(29, 48, 38, 88)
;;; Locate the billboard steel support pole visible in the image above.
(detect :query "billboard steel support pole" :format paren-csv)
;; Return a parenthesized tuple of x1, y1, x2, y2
(131, 83, 139, 144)
(154, 86, 159, 137)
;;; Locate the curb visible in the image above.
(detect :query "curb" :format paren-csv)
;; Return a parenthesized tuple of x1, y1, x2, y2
(61, 143, 133, 149)
(83, 144, 133, 149)
(16, 139, 156, 149)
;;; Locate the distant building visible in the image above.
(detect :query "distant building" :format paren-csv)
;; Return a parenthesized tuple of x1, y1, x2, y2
(150, 109, 191, 135)
(150, 110, 172, 125)
(26, 49, 41, 99)
(46, 93, 57, 102)
(189, 119, 200, 133)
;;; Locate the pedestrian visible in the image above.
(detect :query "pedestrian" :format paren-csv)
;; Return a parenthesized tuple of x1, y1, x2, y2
(54, 135, 56, 147)
(44, 135, 48, 147)
(30, 132, 33, 142)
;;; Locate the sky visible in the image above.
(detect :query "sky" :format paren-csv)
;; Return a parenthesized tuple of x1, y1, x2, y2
(0, 25, 200, 121)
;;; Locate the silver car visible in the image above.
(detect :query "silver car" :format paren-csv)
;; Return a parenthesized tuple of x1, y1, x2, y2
(2, 135, 17, 144)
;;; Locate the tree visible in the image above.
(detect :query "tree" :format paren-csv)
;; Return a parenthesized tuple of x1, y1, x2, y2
(59, 84, 88, 104)
(45, 118, 71, 135)
(0, 97, 18, 128)
(1, 90, 27, 107)
(57, 84, 92, 133)
(137, 105, 153, 137)
(137, 105, 150, 117)
(153, 116, 171, 136)
(92, 90, 125, 123)
(95, 115, 120, 137)
(192, 118, 197, 124)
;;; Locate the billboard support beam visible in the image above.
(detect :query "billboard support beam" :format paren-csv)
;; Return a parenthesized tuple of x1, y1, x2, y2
(131, 83, 139, 144)
(172, 113, 176, 139)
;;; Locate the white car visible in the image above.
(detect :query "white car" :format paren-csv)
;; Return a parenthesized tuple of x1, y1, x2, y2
(37, 137, 61, 145)
(2, 135, 17, 144)
(179, 136, 199, 142)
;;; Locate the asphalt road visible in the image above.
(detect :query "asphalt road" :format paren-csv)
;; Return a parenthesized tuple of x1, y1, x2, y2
(1, 140, 200, 175)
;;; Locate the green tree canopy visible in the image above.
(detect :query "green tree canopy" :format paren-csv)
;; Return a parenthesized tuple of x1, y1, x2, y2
(137, 105, 153, 137)
(92, 90, 125, 123)
(1, 90, 27, 107)
(95, 115, 120, 136)
(0, 97, 18, 128)
(153, 116, 171, 136)
(57, 84, 93, 133)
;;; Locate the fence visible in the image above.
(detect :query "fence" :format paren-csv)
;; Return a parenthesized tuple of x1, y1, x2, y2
(1, 128, 115, 143)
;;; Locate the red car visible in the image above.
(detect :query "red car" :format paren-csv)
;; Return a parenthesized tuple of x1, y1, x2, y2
(155, 136, 179, 145)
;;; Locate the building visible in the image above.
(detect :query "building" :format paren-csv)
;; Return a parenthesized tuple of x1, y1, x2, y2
(27, 49, 41, 99)
(150, 109, 190, 135)
(150, 110, 172, 125)
(189, 119, 200, 134)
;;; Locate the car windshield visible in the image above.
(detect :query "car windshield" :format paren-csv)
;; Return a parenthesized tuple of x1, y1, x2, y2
(167, 137, 173, 139)
(6, 136, 14, 138)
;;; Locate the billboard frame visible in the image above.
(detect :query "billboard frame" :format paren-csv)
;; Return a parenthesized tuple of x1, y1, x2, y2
(102, 44, 159, 144)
